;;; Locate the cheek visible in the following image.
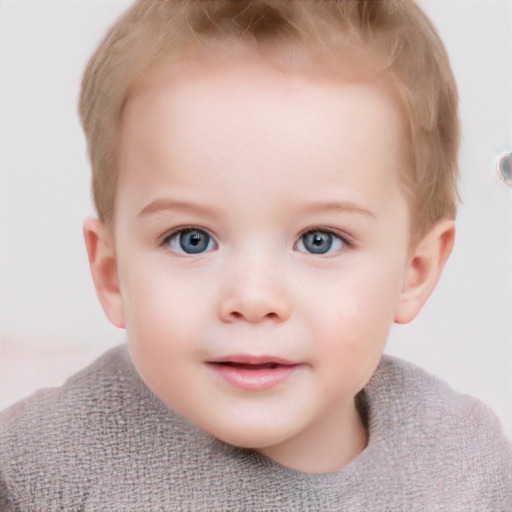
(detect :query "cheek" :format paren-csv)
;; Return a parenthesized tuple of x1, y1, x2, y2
(122, 267, 201, 400)
(120, 257, 208, 327)
(307, 263, 404, 351)
(312, 279, 398, 397)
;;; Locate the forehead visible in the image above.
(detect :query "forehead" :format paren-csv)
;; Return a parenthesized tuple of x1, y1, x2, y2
(116, 57, 408, 223)
(122, 54, 406, 152)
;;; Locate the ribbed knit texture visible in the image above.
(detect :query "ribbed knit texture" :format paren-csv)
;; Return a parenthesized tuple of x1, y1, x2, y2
(1, 345, 511, 511)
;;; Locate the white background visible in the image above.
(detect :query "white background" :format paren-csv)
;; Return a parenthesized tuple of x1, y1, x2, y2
(1, 0, 511, 437)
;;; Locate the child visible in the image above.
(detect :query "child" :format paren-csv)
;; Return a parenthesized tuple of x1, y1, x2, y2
(1, 0, 511, 509)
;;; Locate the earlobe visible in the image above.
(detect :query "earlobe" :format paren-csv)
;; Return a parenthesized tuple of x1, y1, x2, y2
(394, 219, 455, 325)
(83, 217, 125, 328)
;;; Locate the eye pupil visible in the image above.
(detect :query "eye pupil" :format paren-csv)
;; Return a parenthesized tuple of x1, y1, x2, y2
(303, 231, 333, 254)
(189, 233, 201, 246)
(180, 230, 210, 253)
(312, 235, 324, 246)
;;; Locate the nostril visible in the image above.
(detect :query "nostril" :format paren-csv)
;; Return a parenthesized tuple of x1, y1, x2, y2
(220, 294, 292, 324)
(227, 310, 280, 322)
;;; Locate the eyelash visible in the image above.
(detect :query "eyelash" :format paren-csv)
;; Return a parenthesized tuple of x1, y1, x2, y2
(160, 226, 352, 256)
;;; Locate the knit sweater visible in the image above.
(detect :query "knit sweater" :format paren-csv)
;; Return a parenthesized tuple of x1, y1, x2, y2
(1, 345, 511, 511)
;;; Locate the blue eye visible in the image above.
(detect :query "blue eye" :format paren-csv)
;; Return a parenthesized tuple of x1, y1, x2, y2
(165, 228, 216, 255)
(296, 230, 346, 255)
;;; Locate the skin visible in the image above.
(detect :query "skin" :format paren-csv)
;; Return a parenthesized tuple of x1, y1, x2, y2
(84, 57, 454, 474)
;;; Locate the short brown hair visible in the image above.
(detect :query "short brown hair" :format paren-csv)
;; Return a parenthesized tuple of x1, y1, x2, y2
(79, 0, 459, 240)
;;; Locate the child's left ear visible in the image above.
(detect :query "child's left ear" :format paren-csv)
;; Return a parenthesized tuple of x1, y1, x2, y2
(394, 218, 455, 324)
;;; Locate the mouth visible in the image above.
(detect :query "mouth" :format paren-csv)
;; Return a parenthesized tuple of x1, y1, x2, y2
(206, 355, 302, 391)
(209, 354, 299, 367)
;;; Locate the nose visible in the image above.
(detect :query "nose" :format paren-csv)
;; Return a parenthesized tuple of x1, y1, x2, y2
(218, 259, 292, 324)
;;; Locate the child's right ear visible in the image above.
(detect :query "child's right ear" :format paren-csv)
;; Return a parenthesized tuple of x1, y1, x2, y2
(83, 217, 125, 329)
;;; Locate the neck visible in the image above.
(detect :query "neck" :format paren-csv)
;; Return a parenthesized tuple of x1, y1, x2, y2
(256, 398, 367, 474)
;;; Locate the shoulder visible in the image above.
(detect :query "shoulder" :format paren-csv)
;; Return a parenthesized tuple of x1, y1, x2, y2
(373, 355, 509, 440)
(362, 355, 512, 508)
(1, 344, 135, 434)
(0, 344, 160, 509)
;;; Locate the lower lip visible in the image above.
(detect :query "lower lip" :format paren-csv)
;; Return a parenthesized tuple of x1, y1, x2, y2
(208, 363, 300, 391)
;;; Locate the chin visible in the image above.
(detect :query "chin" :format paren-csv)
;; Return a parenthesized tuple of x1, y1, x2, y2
(205, 423, 291, 450)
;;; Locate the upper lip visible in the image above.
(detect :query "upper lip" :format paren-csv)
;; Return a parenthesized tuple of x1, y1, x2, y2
(207, 354, 300, 366)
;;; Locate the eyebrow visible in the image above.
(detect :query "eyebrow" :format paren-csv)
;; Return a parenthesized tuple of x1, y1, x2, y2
(285, 200, 376, 219)
(138, 198, 376, 219)
(138, 198, 218, 218)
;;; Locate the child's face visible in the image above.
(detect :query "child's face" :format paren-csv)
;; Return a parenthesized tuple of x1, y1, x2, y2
(110, 59, 413, 471)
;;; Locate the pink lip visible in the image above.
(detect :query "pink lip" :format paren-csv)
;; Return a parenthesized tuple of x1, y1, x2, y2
(207, 355, 302, 391)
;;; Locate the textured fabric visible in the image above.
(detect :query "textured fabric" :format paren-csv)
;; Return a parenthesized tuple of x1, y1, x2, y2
(1, 345, 511, 511)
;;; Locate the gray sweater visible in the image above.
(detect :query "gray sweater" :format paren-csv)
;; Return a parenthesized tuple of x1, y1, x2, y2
(1, 345, 511, 511)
